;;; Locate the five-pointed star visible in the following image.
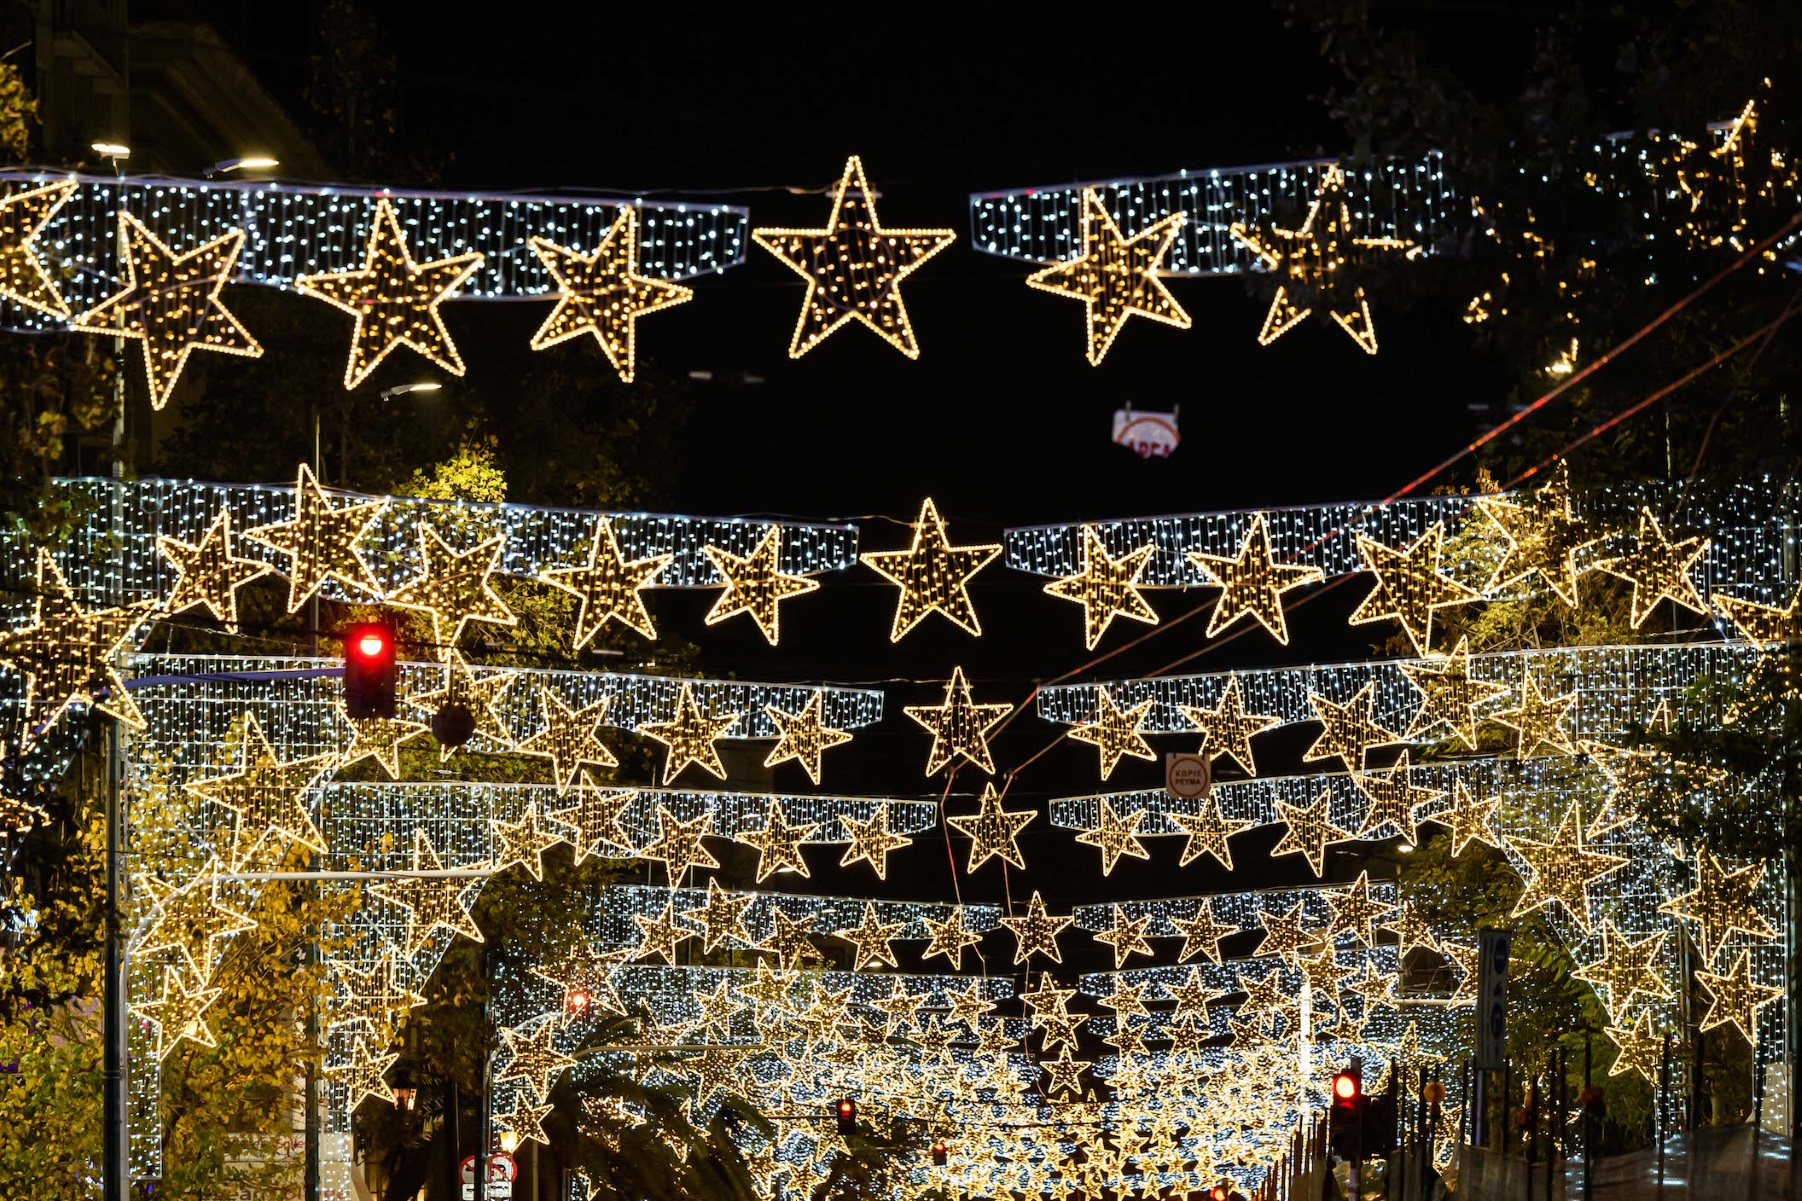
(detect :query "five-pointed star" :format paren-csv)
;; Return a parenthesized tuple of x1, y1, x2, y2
(1074, 797, 1151, 874)
(738, 800, 820, 882)
(1492, 674, 1580, 758)
(1303, 683, 1402, 771)
(836, 901, 906, 970)
(1093, 905, 1156, 968)
(295, 197, 483, 388)
(751, 155, 955, 359)
(324, 958, 427, 1038)
(1068, 689, 1157, 781)
(385, 526, 515, 650)
(1594, 509, 1710, 628)
(516, 688, 617, 792)
(761, 906, 823, 970)
(1271, 786, 1354, 876)
(1351, 750, 1444, 845)
(495, 1090, 555, 1147)
(1583, 741, 1726, 836)
(336, 701, 429, 780)
(370, 829, 486, 956)
(631, 895, 695, 964)
(1171, 899, 1239, 964)
(1168, 796, 1255, 871)
(1320, 871, 1396, 947)
(0, 549, 151, 741)
(1349, 524, 1480, 657)
(1043, 526, 1160, 648)
(678, 877, 754, 953)
(540, 516, 671, 645)
(0, 178, 76, 317)
(184, 711, 334, 866)
(862, 498, 1001, 641)
(1426, 780, 1505, 856)
(406, 650, 518, 757)
(1001, 891, 1073, 964)
(244, 464, 389, 612)
(946, 782, 1037, 872)
(1714, 584, 1802, 648)
(920, 906, 983, 968)
(497, 1017, 577, 1099)
(1695, 950, 1783, 1044)
(71, 215, 262, 409)
(637, 806, 721, 885)
(702, 527, 820, 645)
(132, 860, 257, 981)
(640, 682, 739, 784)
(763, 691, 853, 784)
(327, 1035, 400, 1111)
(544, 772, 635, 862)
(1400, 636, 1509, 749)
(1657, 851, 1778, 962)
(156, 508, 274, 631)
(1571, 922, 1670, 1023)
(1508, 801, 1627, 934)
(905, 665, 1013, 775)
(1025, 190, 1191, 365)
(490, 801, 569, 881)
(837, 802, 913, 879)
(1040, 1046, 1094, 1099)
(527, 205, 693, 381)
(1186, 513, 1323, 644)
(134, 965, 223, 1060)
(1179, 675, 1280, 777)
(1252, 901, 1322, 966)
(1476, 462, 1600, 606)
(1604, 1010, 1667, 1084)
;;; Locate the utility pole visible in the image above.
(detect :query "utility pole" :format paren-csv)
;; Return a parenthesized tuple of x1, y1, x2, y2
(102, 143, 130, 1201)
(305, 401, 322, 1201)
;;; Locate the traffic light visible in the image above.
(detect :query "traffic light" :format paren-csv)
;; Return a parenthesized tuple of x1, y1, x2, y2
(341, 622, 397, 718)
(1364, 1088, 1397, 1157)
(1209, 1187, 1228, 1201)
(835, 1098, 856, 1136)
(931, 1138, 947, 1167)
(1328, 1064, 1365, 1160)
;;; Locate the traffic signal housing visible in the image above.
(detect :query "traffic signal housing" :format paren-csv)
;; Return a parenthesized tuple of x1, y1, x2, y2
(835, 1098, 856, 1136)
(1328, 1065, 1365, 1160)
(341, 622, 397, 718)
(931, 1138, 947, 1167)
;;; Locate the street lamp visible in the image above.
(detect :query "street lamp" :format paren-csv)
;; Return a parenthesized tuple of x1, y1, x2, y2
(90, 141, 131, 160)
(380, 381, 442, 401)
(498, 1130, 522, 1154)
(205, 156, 279, 177)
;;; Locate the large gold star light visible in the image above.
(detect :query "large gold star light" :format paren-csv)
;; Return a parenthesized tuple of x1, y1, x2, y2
(156, 508, 273, 631)
(1026, 190, 1190, 365)
(904, 665, 1012, 775)
(528, 205, 693, 381)
(862, 498, 1001, 641)
(1067, 687, 1156, 780)
(0, 178, 77, 318)
(0, 549, 151, 742)
(703, 527, 820, 645)
(385, 526, 515, 652)
(244, 464, 388, 612)
(1043, 526, 1159, 648)
(1186, 513, 1322, 644)
(763, 691, 852, 784)
(1348, 523, 1479, 657)
(1593, 508, 1709, 628)
(639, 682, 739, 784)
(540, 516, 672, 646)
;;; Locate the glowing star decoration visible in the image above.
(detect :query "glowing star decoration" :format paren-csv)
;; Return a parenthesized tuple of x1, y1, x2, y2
(155, 509, 274, 632)
(760, 907, 822, 970)
(184, 712, 334, 867)
(498, 1017, 578, 1099)
(837, 803, 913, 880)
(1348, 524, 1480, 657)
(0, 549, 151, 741)
(1320, 872, 1396, 947)
(1073, 797, 1151, 875)
(835, 901, 906, 971)
(336, 701, 429, 780)
(1351, 750, 1444, 845)
(680, 878, 754, 953)
(1399, 637, 1509, 749)
(1270, 786, 1354, 876)
(329, 1037, 398, 1111)
(702, 528, 820, 646)
(527, 206, 694, 382)
(516, 689, 617, 792)
(385, 527, 515, 651)
(631, 896, 695, 964)
(1168, 797, 1255, 871)
(490, 801, 570, 881)
(369, 830, 486, 957)
(1001, 891, 1073, 965)
(1303, 684, 1402, 771)
(1508, 802, 1627, 935)
(1657, 851, 1778, 962)
(539, 517, 672, 645)
(1714, 586, 1801, 647)
(133, 862, 258, 981)
(544, 772, 634, 863)
(1171, 899, 1238, 965)
(861, 499, 1001, 641)
(0, 178, 77, 317)
(639, 683, 739, 784)
(1428, 780, 1506, 856)
(1592, 509, 1710, 628)
(1178, 675, 1280, 777)
(294, 197, 483, 389)
(1071, 689, 1158, 781)
(324, 959, 426, 1038)
(737, 800, 819, 883)
(244, 465, 388, 612)
(1253, 901, 1321, 966)
(1583, 742, 1726, 837)
(1571, 922, 1670, 1023)
(637, 806, 721, 885)
(134, 966, 222, 1060)
(921, 906, 982, 968)
(1492, 674, 1580, 759)
(1041, 1047, 1094, 1099)
(1604, 1010, 1666, 1084)
(1041, 527, 1159, 649)
(1024, 189, 1191, 365)
(751, 155, 955, 359)
(946, 783, 1037, 873)
(407, 651, 518, 757)
(763, 692, 853, 785)
(1186, 513, 1323, 644)
(494, 1091, 555, 1148)
(1228, 164, 1414, 354)
(70, 214, 262, 409)
(1695, 951, 1783, 1044)
(1475, 463, 1600, 606)
(904, 666, 1012, 775)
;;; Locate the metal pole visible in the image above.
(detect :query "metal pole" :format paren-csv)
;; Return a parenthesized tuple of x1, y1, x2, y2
(102, 713, 128, 1201)
(304, 383, 322, 1201)
(1658, 1033, 1671, 1199)
(479, 943, 491, 1201)
(1781, 399, 1799, 1201)
(1584, 1035, 1594, 1201)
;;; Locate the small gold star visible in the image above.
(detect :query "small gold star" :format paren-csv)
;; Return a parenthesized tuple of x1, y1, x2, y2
(516, 688, 617, 792)
(385, 526, 515, 652)
(528, 205, 694, 382)
(1000, 891, 1073, 964)
(490, 801, 570, 881)
(1186, 513, 1322, 644)
(497, 1016, 577, 1099)
(631, 895, 695, 964)
(156, 508, 274, 632)
(1492, 674, 1580, 758)
(1171, 899, 1239, 965)
(1509, 802, 1627, 935)
(920, 906, 982, 968)
(494, 1090, 554, 1147)
(835, 901, 906, 971)
(336, 702, 428, 779)
(761, 907, 822, 970)
(0, 549, 151, 742)
(1658, 851, 1778, 962)
(945, 783, 1037, 873)
(639, 682, 739, 784)
(1178, 675, 1279, 777)
(1068, 688, 1157, 781)
(637, 806, 721, 885)
(539, 516, 672, 645)
(543, 772, 635, 862)
(327, 1036, 399, 1111)
(1593, 509, 1709, 628)
(1349, 523, 1480, 657)
(1400, 637, 1509, 749)
(1304, 683, 1402, 771)
(837, 803, 913, 880)
(702, 527, 821, 645)
(1604, 1010, 1668, 1083)
(1270, 786, 1354, 876)
(1475, 463, 1600, 606)
(737, 800, 819, 883)
(1426, 780, 1506, 856)
(184, 712, 334, 867)
(1073, 797, 1151, 875)
(1695, 950, 1783, 1045)
(1571, 922, 1670, 1023)
(1042, 526, 1160, 648)
(407, 651, 518, 758)
(1025, 190, 1190, 365)
(0, 178, 77, 318)
(762, 691, 852, 785)
(1351, 750, 1444, 845)
(1253, 901, 1323, 966)
(244, 464, 388, 612)
(369, 829, 485, 957)
(1168, 796, 1255, 871)
(904, 666, 1012, 775)
(1040, 1046, 1094, 1099)
(680, 878, 754, 953)
(1319, 871, 1396, 947)
(861, 498, 1001, 641)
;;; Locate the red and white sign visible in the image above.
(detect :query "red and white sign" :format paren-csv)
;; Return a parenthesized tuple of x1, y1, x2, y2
(1112, 408, 1180, 459)
(1164, 752, 1211, 801)
(459, 1153, 517, 1200)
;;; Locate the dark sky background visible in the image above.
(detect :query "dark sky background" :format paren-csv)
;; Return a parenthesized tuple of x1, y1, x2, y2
(191, 4, 1610, 964)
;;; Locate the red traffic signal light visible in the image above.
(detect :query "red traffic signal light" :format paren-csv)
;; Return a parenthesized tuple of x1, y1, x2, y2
(341, 622, 397, 719)
(931, 1138, 947, 1167)
(1209, 1188, 1228, 1201)
(1333, 1072, 1360, 1102)
(835, 1097, 856, 1136)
